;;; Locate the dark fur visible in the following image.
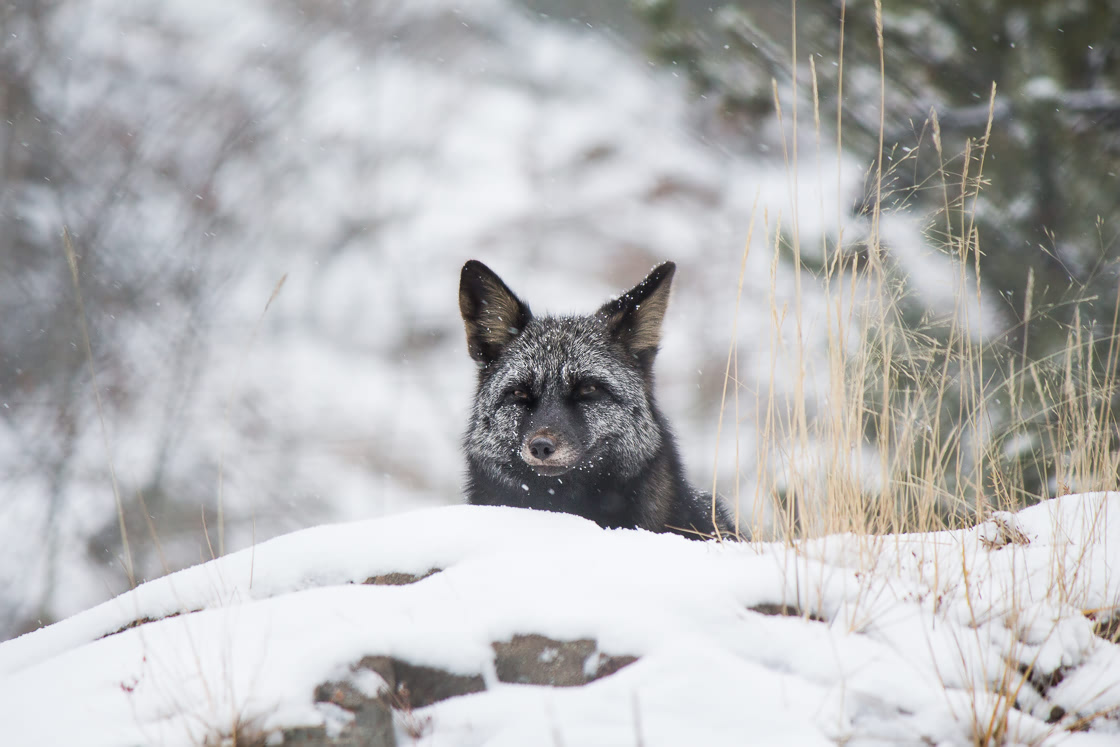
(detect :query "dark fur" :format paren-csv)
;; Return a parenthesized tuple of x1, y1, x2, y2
(459, 260, 735, 540)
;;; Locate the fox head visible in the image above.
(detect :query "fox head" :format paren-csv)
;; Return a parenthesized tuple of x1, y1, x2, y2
(459, 260, 676, 487)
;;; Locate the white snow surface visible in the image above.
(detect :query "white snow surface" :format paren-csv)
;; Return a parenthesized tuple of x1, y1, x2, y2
(1, 493, 1117, 745)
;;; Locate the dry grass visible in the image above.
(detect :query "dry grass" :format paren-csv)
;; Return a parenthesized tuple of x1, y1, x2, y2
(198, 712, 271, 747)
(709, 0, 1120, 741)
(715, 1, 1120, 547)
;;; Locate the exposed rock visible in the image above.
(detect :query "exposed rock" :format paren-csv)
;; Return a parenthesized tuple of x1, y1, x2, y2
(492, 634, 637, 686)
(308, 680, 396, 747)
(355, 655, 485, 708)
(100, 609, 198, 639)
(363, 569, 442, 586)
(749, 603, 828, 623)
(278, 636, 637, 744)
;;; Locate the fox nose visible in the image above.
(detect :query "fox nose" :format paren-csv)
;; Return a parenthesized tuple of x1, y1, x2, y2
(528, 435, 557, 460)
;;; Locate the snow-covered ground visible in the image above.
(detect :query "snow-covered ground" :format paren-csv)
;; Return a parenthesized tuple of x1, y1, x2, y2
(1, 492, 1116, 745)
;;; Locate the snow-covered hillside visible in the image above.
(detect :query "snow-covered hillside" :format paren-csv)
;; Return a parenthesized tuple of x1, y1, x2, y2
(1, 493, 1116, 745)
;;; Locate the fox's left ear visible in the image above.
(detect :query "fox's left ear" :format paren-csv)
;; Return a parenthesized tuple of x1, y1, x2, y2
(597, 261, 676, 364)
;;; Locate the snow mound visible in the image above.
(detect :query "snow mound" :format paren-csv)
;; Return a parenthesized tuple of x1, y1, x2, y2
(1, 493, 1117, 745)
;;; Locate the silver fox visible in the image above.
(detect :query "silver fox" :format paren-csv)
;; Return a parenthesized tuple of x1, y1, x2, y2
(459, 260, 734, 539)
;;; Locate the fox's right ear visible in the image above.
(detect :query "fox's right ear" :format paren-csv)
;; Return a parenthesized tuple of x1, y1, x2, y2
(597, 261, 675, 367)
(459, 260, 532, 365)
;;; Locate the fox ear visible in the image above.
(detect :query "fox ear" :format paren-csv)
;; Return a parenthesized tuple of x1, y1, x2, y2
(459, 260, 532, 364)
(598, 261, 676, 363)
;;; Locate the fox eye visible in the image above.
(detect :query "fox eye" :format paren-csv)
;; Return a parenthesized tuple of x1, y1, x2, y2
(504, 388, 531, 405)
(575, 383, 600, 398)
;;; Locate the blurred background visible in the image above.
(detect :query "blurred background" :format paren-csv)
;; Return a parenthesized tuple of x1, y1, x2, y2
(2, 0, 1118, 640)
